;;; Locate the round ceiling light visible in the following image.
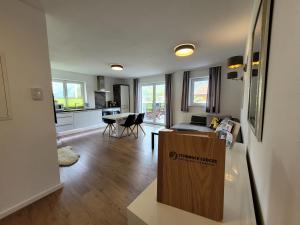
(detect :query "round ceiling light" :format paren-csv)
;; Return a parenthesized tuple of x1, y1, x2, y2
(174, 43, 195, 57)
(111, 64, 124, 71)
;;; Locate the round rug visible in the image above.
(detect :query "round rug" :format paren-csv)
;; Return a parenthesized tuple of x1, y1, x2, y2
(57, 146, 80, 166)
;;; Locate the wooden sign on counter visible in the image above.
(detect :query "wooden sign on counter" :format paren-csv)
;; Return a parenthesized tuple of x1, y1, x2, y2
(157, 130, 226, 221)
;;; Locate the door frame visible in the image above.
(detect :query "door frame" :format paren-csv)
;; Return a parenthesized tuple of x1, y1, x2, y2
(139, 82, 165, 125)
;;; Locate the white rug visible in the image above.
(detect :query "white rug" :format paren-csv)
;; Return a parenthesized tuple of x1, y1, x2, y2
(57, 146, 80, 166)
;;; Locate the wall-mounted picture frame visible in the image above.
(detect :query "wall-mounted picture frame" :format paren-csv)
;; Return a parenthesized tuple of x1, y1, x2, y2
(0, 54, 13, 121)
(247, 0, 274, 142)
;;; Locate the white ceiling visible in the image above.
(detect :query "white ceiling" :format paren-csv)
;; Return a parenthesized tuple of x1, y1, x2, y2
(42, 0, 253, 77)
(19, 0, 44, 10)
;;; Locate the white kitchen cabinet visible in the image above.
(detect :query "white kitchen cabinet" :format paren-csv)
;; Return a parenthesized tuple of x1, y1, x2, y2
(56, 124, 74, 133)
(56, 109, 106, 135)
(56, 112, 74, 132)
(73, 109, 104, 129)
(57, 112, 73, 125)
(0, 55, 12, 121)
(120, 85, 129, 113)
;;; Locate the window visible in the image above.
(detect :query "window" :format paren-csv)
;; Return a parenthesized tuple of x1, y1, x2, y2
(140, 83, 166, 124)
(189, 77, 209, 106)
(52, 80, 86, 108)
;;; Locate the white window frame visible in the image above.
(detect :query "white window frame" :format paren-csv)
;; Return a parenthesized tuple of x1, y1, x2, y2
(52, 79, 87, 108)
(139, 82, 166, 125)
(189, 76, 209, 107)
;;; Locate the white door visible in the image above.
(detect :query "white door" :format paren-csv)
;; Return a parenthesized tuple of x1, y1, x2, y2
(120, 85, 129, 113)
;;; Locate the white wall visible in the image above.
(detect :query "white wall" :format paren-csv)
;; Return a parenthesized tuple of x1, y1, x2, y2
(172, 68, 209, 123)
(240, 0, 300, 224)
(173, 67, 242, 123)
(52, 66, 242, 119)
(51, 71, 129, 107)
(139, 74, 165, 84)
(104, 77, 127, 102)
(136, 65, 243, 124)
(0, 0, 61, 218)
(51, 69, 97, 108)
(220, 65, 243, 118)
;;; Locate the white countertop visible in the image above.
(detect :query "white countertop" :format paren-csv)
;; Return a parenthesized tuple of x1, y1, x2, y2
(127, 143, 256, 225)
(102, 112, 136, 121)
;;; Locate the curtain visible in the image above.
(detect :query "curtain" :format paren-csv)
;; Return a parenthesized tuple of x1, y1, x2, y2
(181, 71, 190, 112)
(133, 78, 139, 113)
(206, 66, 221, 113)
(165, 73, 173, 128)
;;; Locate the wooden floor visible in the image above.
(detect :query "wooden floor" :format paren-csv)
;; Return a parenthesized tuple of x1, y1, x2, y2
(0, 124, 162, 225)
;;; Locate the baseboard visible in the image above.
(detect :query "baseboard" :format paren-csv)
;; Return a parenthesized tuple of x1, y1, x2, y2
(0, 182, 63, 220)
(57, 124, 106, 137)
(246, 150, 264, 225)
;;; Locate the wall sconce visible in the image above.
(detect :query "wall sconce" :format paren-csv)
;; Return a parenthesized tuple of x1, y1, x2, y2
(227, 56, 244, 80)
(227, 56, 243, 69)
(252, 52, 260, 65)
(227, 72, 243, 81)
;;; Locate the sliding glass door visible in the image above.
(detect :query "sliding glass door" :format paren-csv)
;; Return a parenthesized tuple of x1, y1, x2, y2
(141, 83, 165, 125)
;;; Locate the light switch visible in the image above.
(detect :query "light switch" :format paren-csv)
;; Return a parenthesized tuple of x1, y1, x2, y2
(31, 88, 43, 101)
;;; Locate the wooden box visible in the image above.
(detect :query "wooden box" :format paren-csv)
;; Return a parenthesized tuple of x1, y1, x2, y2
(157, 130, 226, 221)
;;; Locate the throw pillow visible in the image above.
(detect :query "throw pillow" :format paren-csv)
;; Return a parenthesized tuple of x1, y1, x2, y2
(190, 115, 207, 126)
(206, 114, 232, 127)
(215, 119, 236, 148)
(210, 117, 220, 129)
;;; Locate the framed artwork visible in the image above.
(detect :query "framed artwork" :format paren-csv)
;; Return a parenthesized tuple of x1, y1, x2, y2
(0, 54, 12, 121)
(248, 0, 274, 141)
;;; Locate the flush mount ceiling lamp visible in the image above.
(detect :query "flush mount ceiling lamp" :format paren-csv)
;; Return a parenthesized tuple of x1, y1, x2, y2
(227, 56, 244, 69)
(174, 43, 195, 57)
(111, 64, 124, 71)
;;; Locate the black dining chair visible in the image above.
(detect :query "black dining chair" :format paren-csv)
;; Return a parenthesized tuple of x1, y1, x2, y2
(119, 114, 136, 138)
(132, 113, 146, 137)
(102, 111, 115, 136)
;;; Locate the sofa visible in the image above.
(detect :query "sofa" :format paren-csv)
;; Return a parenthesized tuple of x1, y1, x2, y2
(171, 115, 243, 143)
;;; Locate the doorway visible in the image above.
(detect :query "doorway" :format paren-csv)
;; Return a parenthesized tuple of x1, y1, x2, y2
(140, 83, 165, 125)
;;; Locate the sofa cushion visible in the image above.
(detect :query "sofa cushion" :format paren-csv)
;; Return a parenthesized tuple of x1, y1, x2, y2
(215, 119, 236, 148)
(190, 115, 207, 126)
(206, 114, 232, 127)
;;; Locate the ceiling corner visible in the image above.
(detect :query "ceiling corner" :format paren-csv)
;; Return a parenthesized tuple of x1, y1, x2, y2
(18, 0, 44, 12)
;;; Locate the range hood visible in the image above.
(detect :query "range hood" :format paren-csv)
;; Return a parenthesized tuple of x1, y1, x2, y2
(95, 76, 110, 93)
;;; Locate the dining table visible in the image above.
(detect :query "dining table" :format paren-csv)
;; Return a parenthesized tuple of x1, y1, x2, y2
(102, 112, 137, 137)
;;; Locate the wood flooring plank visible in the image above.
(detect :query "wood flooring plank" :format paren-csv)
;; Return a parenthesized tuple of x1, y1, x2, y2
(0, 125, 161, 225)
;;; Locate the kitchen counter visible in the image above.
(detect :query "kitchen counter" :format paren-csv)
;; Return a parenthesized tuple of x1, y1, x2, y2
(56, 107, 120, 113)
(55, 107, 121, 135)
